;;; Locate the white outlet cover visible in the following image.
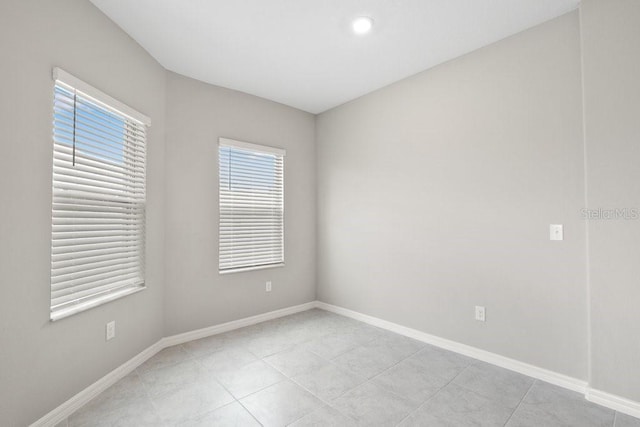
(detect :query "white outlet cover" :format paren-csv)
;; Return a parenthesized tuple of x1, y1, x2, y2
(475, 306, 486, 322)
(550, 224, 563, 241)
(106, 321, 115, 341)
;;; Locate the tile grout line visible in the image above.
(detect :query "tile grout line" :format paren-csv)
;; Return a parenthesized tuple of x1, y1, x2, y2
(367, 343, 426, 381)
(501, 379, 536, 427)
(393, 362, 475, 426)
(324, 339, 424, 393)
(274, 346, 366, 423)
(233, 375, 289, 401)
(355, 345, 429, 404)
(301, 322, 387, 361)
(447, 360, 538, 412)
(287, 374, 359, 422)
(195, 335, 282, 426)
(293, 353, 367, 401)
(204, 347, 280, 426)
(235, 397, 266, 426)
(278, 335, 369, 424)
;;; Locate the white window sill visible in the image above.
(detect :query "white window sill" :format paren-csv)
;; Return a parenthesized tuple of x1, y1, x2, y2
(50, 285, 146, 322)
(219, 263, 285, 275)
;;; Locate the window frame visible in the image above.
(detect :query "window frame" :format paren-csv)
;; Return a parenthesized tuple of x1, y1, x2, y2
(50, 68, 151, 321)
(218, 137, 286, 274)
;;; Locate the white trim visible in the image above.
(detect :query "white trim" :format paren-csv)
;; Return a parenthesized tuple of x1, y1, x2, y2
(587, 388, 640, 419)
(30, 301, 316, 426)
(52, 67, 151, 127)
(30, 340, 164, 427)
(219, 263, 285, 275)
(578, 4, 594, 389)
(315, 301, 588, 394)
(219, 137, 286, 156)
(51, 286, 146, 322)
(162, 301, 315, 347)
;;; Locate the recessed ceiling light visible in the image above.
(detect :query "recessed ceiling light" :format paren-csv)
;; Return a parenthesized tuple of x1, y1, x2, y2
(352, 16, 374, 35)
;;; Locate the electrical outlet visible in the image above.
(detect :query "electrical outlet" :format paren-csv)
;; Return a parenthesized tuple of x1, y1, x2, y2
(106, 321, 116, 341)
(266, 281, 272, 292)
(475, 306, 486, 322)
(550, 224, 563, 241)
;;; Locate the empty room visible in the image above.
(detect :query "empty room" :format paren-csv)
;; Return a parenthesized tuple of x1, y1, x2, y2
(1, 0, 639, 425)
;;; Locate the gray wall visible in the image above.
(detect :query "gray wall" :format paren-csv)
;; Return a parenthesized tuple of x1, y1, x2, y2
(0, 1, 166, 425)
(316, 12, 588, 380)
(2, 0, 640, 423)
(164, 73, 316, 336)
(581, 0, 640, 401)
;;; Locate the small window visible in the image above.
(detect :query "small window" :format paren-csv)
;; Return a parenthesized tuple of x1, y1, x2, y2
(50, 69, 150, 321)
(219, 138, 285, 273)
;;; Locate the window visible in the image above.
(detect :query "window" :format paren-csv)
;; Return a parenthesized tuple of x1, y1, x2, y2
(219, 138, 285, 273)
(50, 68, 150, 321)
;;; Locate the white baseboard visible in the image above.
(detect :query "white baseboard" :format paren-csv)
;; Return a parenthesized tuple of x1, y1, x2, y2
(30, 340, 164, 427)
(315, 301, 588, 394)
(587, 387, 640, 419)
(162, 301, 317, 347)
(30, 301, 316, 427)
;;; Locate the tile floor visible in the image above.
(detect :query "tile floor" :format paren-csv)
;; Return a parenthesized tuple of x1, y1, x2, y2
(55, 309, 640, 427)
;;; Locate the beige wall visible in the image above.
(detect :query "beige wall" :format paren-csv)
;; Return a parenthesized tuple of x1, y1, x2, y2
(316, 12, 588, 380)
(581, 0, 640, 401)
(163, 72, 316, 336)
(0, 0, 166, 425)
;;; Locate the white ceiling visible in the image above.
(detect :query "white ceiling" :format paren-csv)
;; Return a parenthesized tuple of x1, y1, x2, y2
(90, 0, 579, 114)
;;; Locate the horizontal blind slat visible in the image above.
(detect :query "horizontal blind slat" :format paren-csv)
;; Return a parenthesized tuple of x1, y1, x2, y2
(52, 257, 140, 278)
(53, 250, 138, 268)
(52, 240, 142, 255)
(52, 264, 142, 289)
(53, 247, 138, 263)
(53, 189, 142, 204)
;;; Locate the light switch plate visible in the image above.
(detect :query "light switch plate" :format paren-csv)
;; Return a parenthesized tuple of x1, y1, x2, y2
(550, 224, 563, 241)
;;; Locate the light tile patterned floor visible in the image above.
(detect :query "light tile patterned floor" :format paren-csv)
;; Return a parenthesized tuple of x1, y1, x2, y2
(55, 309, 640, 427)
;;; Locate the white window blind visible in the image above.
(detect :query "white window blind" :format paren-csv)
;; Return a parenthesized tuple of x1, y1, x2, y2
(219, 138, 285, 273)
(50, 68, 150, 321)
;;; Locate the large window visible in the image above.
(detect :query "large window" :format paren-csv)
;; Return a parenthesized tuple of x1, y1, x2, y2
(219, 138, 285, 273)
(50, 69, 150, 321)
